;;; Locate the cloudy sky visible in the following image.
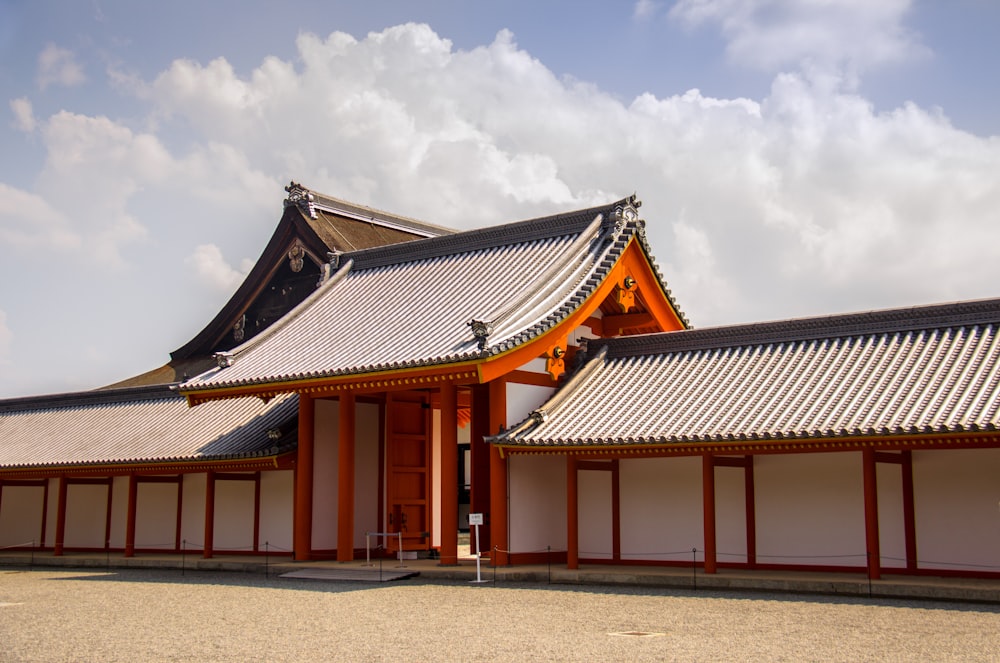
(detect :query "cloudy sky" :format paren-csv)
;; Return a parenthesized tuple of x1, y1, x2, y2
(1, 0, 999, 398)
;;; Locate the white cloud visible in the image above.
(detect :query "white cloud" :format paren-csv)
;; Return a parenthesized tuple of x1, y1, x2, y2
(668, 0, 929, 78)
(0, 182, 79, 250)
(37, 43, 86, 90)
(10, 97, 36, 133)
(0, 309, 11, 367)
(633, 0, 660, 20)
(184, 244, 250, 293)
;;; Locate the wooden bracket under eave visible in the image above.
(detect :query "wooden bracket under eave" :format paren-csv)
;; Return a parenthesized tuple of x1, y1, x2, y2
(616, 275, 638, 313)
(544, 338, 568, 381)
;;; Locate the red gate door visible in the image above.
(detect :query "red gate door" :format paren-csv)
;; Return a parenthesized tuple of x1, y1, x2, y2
(386, 392, 431, 551)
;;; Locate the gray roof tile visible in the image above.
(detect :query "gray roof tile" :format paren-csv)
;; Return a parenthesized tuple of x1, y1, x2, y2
(494, 298, 1000, 447)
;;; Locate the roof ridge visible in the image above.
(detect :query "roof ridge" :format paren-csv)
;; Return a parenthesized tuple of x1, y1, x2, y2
(0, 384, 181, 413)
(341, 199, 631, 272)
(595, 297, 1000, 358)
(285, 182, 453, 236)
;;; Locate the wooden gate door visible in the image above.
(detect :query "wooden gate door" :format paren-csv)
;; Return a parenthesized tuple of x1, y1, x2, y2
(386, 391, 431, 551)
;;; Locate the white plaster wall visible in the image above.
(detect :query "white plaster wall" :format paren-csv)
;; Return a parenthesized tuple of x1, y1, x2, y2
(64, 484, 107, 548)
(755, 452, 865, 567)
(354, 402, 380, 548)
(509, 454, 566, 554)
(715, 465, 748, 564)
(876, 462, 906, 569)
(506, 383, 555, 428)
(180, 473, 207, 550)
(135, 482, 178, 550)
(313, 398, 339, 550)
(0, 485, 45, 547)
(913, 448, 1000, 571)
(214, 478, 255, 552)
(313, 399, 381, 551)
(579, 469, 613, 559)
(620, 457, 703, 562)
(108, 477, 129, 549)
(259, 470, 293, 552)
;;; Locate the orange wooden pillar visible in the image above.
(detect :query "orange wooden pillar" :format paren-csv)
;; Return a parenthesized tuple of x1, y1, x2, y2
(54, 475, 67, 556)
(203, 470, 215, 558)
(862, 448, 881, 580)
(337, 392, 356, 562)
(293, 394, 314, 561)
(469, 384, 492, 550)
(901, 450, 917, 572)
(702, 453, 717, 574)
(744, 457, 757, 568)
(488, 379, 508, 565)
(124, 474, 138, 557)
(567, 455, 579, 570)
(439, 383, 459, 565)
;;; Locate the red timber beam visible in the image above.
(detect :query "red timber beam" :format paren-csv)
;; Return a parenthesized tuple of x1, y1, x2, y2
(489, 379, 509, 566)
(439, 382, 459, 566)
(294, 394, 315, 561)
(566, 455, 579, 570)
(337, 392, 356, 562)
(702, 453, 717, 574)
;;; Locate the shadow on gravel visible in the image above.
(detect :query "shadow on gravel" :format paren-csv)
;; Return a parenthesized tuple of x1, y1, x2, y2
(25, 566, 1000, 614)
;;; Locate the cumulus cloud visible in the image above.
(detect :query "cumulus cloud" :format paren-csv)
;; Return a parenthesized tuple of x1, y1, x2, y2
(0, 182, 79, 250)
(184, 244, 251, 293)
(669, 0, 929, 78)
(10, 97, 36, 133)
(37, 43, 86, 89)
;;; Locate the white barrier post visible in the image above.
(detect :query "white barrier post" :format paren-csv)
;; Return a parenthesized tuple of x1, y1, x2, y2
(469, 513, 488, 583)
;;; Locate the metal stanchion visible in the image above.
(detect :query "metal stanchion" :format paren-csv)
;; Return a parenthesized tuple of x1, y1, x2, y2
(692, 548, 698, 590)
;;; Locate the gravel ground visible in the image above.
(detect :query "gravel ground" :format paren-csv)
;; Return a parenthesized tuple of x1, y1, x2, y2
(2, 568, 999, 662)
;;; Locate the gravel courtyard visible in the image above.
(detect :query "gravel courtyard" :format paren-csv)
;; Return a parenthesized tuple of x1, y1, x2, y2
(2, 568, 999, 662)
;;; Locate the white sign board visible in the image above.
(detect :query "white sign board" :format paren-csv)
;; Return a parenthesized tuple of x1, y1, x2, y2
(468, 513, 484, 526)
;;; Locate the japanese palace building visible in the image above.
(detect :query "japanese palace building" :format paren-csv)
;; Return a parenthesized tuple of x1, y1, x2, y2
(2, 183, 1000, 581)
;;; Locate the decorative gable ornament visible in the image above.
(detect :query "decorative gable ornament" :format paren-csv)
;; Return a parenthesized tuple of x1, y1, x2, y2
(467, 319, 493, 351)
(283, 181, 317, 220)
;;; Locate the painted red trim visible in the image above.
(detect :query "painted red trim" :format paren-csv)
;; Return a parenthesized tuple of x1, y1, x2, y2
(253, 471, 261, 553)
(702, 453, 717, 574)
(489, 379, 508, 566)
(337, 392, 356, 562)
(54, 476, 67, 556)
(611, 459, 621, 562)
(901, 450, 917, 572)
(744, 458, 757, 568)
(203, 470, 215, 559)
(439, 383, 459, 565)
(293, 394, 314, 561)
(862, 448, 881, 580)
(567, 455, 579, 570)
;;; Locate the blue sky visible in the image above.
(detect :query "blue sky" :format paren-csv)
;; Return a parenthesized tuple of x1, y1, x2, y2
(1, 0, 999, 397)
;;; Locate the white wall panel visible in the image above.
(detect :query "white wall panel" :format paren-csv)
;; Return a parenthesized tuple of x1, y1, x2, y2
(180, 473, 206, 550)
(64, 484, 107, 548)
(0, 485, 45, 548)
(509, 454, 566, 553)
(108, 477, 129, 549)
(578, 468, 613, 559)
(313, 398, 339, 549)
(259, 470, 293, 552)
(620, 457, 703, 562)
(135, 482, 178, 550)
(214, 478, 254, 552)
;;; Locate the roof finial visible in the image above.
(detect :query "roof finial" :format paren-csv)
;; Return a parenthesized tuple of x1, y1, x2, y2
(467, 319, 493, 351)
(284, 181, 317, 219)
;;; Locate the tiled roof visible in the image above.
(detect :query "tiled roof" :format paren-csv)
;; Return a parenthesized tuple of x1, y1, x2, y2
(0, 385, 297, 470)
(493, 298, 1000, 447)
(181, 197, 687, 395)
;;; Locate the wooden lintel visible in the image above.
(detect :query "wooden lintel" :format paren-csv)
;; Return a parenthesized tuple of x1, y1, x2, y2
(602, 312, 655, 333)
(577, 460, 615, 472)
(135, 475, 183, 484)
(213, 472, 259, 481)
(66, 477, 113, 486)
(874, 451, 905, 464)
(507, 370, 558, 388)
(714, 456, 752, 468)
(0, 479, 47, 487)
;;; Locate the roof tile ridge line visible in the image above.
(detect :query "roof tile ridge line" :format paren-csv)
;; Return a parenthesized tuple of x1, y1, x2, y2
(343, 200, 622, 272)
(305, 187, 453, 236)
(475, 213, 608, 339)
(0, 383, 182, 412)
(633, 221, 691, 329)
(600, 298, 1000, 358)
(489, 345, 611, 444)
(185, 259, 355, 387)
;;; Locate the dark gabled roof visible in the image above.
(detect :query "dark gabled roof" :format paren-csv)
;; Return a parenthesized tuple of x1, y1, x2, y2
(181, 196, 688, 395)
(493, 297, 1000, 447)
(0, 384, 298, 470)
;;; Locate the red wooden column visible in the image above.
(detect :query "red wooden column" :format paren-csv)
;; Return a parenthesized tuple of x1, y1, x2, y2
(567, 455, 579, 570)
(337, 392, 356, 562)
(862, 448, 881, 579)
(469, 384, 492, 550)
(124, 474, 138, 557)
(744, 457, 757, 568)
(702, 453, 717, 574)
(488, 379, 508, 565)
(293, 394, 315, 561)
(54, 476, 68, 556)
(901, 450, 918, 572)
(203, 470, 216, 558)
(439, 383, 459, 565)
